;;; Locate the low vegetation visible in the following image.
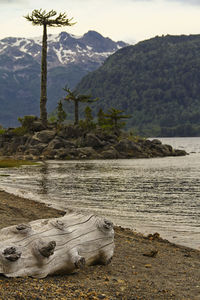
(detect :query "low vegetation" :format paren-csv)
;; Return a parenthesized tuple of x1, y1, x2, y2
(0, 160, 38, 168)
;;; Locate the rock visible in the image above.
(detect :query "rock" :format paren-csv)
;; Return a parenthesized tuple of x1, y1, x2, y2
(42, 149, 58, 159)
(26, 144, 47, 156)
(151, 144, 172, 156)
(33, 130, 56, 143)
(143, 139, 152, 147)
(101, 147, 120, 159)
(84, 133, 105, 149)
(58, 125, 84, 139)
(25, 148, 41, 156)
(47, 137, 65, 150)
(174, 149, 187, 156)
(145, 264, 152, 268)
(26, 137, 41, 147)
(54, 148, 71, 159)
(31, 120, 46, 132)
(151, 139, 162, 145)
(0, 126, 187, 160)
(77, 147, 99, 159)
(95, 130, 118, 143)
(164, 144, 173, 152)
(143, 250, 158, 258)
(115, 139, 142, 153)
(17, 145, 26, 153)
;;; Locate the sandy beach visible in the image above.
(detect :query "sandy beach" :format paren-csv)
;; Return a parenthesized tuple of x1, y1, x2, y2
(0, 189, 199, 299)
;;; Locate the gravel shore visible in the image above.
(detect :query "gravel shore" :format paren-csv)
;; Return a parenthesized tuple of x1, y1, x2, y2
(0, 190, 199, 300)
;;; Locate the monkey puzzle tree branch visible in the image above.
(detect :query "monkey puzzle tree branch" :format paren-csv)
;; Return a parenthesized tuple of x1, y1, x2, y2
(63, 87, 98, 125)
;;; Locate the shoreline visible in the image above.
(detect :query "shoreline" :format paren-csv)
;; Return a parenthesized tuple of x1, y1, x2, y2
(1, 184, 199, 252)
(0, 190, 199, 299)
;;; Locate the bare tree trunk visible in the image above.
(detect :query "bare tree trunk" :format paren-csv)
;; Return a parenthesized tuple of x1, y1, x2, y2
(74, 99, 79, 125)
(40, 24, 48, 127)
(0, 213, 114, 278)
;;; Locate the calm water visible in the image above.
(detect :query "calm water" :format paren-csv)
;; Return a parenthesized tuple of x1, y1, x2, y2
(0, 137, 199, 250)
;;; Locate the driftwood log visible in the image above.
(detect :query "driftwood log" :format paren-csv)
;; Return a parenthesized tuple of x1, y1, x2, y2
(0, 213, 114, 278)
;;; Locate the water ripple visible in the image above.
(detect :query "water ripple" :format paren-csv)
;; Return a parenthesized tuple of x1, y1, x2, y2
(0, 137, 199, 250)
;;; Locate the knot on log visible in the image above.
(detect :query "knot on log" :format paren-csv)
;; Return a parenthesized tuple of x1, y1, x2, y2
(38, 241, 56, 258)
(3, 247, 21, 262)
(97, 218, 113, 233)
(74, 256, 86, 269)
(103, 219, 113, 230)
(51, 220, 64, 230)
(15, 224, 32, 234)
(102, 257, 112, 265)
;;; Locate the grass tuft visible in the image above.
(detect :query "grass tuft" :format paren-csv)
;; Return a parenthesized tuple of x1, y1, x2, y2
(0, 160, 38, 168)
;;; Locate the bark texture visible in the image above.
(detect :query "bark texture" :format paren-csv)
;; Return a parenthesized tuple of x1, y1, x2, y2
(40, 24, 48, 127)
(0, 213, 114, 278)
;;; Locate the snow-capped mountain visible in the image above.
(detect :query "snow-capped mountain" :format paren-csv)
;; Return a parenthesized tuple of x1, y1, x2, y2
(0, 30, 127, 71)
(0, 30, 128, 127)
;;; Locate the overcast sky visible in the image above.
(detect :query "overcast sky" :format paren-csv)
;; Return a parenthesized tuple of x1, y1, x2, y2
(1, 0, 200, 43)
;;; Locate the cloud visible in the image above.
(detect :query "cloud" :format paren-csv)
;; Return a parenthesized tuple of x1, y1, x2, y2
(170, 0, 200, 4)
(1, 0, 28, 3)
(128, 0, 200, 4)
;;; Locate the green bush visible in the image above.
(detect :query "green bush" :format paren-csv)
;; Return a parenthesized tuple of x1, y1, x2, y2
(0, 128, 6, 135)
(18, 115, 37, 133)
(11, 127, 28, 136)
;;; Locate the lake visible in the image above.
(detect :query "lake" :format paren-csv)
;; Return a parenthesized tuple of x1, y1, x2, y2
(0, 137, 199, 250)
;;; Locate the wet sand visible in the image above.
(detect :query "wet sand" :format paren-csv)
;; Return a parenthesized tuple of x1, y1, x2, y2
(0, 190, 199, 299)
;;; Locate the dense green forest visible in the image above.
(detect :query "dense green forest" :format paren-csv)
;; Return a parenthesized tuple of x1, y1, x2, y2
(75, 34, 200, 136)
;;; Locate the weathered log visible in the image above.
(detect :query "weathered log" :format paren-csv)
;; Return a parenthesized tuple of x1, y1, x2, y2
(0, 212, 114, 278)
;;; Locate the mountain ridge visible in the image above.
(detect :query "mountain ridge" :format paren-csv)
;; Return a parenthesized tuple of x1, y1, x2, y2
(0, 30, 128, 127)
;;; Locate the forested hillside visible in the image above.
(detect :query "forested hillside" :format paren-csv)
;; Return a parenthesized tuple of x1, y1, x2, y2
(76, 34, 200, 136)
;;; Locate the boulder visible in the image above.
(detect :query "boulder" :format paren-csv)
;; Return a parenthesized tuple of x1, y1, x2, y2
(54, 148, 71, 159)
(151, 139, 162, 145)
(101, 147, 120, 159)
(83, 133, 105, 149)
(33, 130, 56, 144)
(77, 147, 99, 159)
(58, 126, 84, 139)
(26, 137, 41, 147)
(31, 120, 46, 132)
(174, 149, 187, 156)
(47, 137, 65, 150)
(115, 139, 142, 153)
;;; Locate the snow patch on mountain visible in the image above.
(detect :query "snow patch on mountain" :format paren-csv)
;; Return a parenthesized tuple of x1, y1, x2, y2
(0, 30, 128, 70)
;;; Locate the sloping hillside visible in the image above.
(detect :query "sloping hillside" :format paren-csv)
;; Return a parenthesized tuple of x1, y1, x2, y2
(76, 34, 200, 136)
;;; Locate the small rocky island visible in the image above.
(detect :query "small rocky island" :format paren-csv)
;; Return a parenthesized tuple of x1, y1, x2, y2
(0, 118, 187, 160)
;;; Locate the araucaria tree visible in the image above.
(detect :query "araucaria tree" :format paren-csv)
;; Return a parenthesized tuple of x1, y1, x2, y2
(24, 9, 74, 127)
(63, 87, 98, 125)
(104, 108, 131, 130)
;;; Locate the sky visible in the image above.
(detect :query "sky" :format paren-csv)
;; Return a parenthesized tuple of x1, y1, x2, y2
(1, 0, 200, 44)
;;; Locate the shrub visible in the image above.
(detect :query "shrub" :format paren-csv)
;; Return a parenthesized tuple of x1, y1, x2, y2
(0, 125, 6, 135)
(18, 115, 38, 133)
(0, 129, 6, 135)
(11, 127, 28, 136)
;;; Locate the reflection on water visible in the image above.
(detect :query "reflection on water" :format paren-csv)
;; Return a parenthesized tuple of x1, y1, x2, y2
(0, 137, 199, 250)
(39, 163, 49, 195)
